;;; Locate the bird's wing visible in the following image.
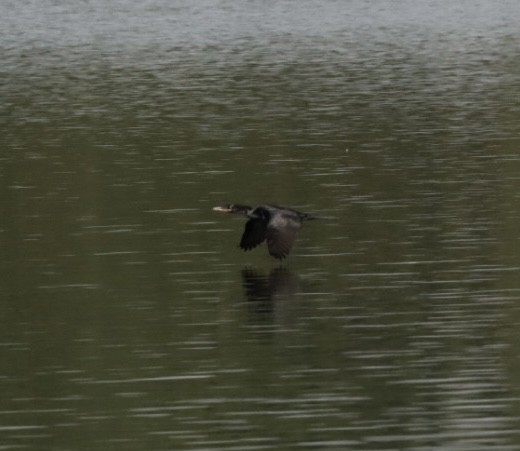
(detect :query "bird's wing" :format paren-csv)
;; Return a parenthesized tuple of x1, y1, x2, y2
(239, 218, 267, 251)
(266, 220, 300, 260)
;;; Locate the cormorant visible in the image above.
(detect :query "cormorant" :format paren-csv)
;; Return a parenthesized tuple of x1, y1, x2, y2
(212, 204, 316, 260)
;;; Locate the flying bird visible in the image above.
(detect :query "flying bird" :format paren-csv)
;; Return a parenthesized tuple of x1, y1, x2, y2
(213, 204, 317, 260)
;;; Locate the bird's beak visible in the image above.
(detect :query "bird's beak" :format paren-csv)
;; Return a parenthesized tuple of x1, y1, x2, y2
(213, 206, 232, 213)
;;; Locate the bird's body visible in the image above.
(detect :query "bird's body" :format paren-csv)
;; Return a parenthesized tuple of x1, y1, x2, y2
(213, 204, 315, 260)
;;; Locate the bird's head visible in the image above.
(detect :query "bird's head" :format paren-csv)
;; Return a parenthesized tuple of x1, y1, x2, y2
(212, 204, 252, 215)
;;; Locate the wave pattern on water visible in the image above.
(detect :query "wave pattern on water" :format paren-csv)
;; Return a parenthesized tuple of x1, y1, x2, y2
(1, 0, 520, 450)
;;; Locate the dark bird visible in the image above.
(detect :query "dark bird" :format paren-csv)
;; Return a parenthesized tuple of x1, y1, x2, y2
(212, 204, 316, 260)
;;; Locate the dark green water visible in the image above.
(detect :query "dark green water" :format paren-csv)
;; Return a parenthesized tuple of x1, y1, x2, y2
(1, 1, 520, 449)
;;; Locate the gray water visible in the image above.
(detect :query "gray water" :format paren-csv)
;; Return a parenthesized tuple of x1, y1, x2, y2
(1, 0, 520, 449)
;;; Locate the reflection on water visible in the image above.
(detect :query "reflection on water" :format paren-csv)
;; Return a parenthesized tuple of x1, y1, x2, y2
(241, 267, 300, 318)
(1, 0, 520, 449)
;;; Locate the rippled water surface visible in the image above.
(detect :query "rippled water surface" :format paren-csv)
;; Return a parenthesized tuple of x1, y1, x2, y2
(1, 0, 520, 449)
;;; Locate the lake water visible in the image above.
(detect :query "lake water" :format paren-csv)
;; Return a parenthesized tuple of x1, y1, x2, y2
(1, 0, 520, 449)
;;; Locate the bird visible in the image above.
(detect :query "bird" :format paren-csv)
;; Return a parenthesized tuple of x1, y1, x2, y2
(212, 204, 316, 260)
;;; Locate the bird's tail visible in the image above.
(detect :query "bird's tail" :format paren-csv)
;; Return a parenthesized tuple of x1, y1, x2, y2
(305, 213, 336, 221)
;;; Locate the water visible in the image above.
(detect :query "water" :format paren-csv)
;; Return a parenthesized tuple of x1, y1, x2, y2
(1, 0, 520, 449)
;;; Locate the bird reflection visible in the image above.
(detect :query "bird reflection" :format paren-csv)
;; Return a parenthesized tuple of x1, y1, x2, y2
(240, 267, 300, 318)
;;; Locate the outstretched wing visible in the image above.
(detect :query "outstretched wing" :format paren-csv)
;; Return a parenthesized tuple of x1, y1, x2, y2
(266, 220, 300, 260)
(239, 218, 267, 251)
